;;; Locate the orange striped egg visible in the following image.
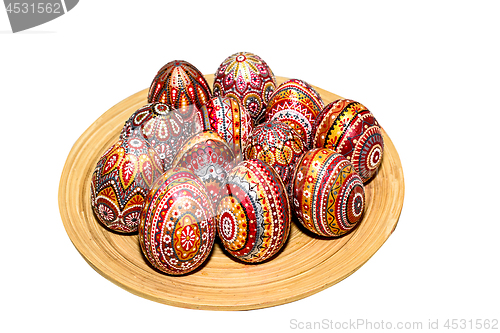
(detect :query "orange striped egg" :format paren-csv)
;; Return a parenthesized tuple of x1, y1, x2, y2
(314, 99, 384, 182)
(216, 159, 291, 263)
(198, 96, 253, 160)
(292, 148, 365, 237)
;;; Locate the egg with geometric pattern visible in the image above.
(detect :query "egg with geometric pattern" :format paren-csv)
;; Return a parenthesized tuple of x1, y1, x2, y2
(120, 102, 192, 170)
(138, 167, 216, 275)
(90, 136, 164, 233)
(213, 52, 277, 124)
(265, 78, 324, 149)
(172, 130, 236, 205)
(198, 96, 253, 160)
(216, 159, 291, 263)
(292, 148, 365, 237)
(243, 120, 306, 197)
(313, 99, 384, 182)
(147, 60, 211, 133)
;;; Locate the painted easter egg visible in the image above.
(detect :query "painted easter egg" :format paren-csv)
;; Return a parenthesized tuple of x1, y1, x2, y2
(147, 60, 211, 132)
(292, 148, 365, 237)
(198, 96, 253, 159)
(172, 130, 235, 204)
(213, 52, 276, 124)
(216, 159, 291, 263)
(90, 137, 164, 233)
(313, 99, 384, 182)
(139, 167, 216, 275)
(243, 120, 306, 196)
(120, 102, 193, 170)
(265, 79, 324, 149)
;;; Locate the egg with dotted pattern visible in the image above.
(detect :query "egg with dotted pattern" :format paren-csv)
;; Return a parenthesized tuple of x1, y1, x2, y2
(213, 52, 277, 124)
(292, 148, 365, 237)
(172, 130, 235, 205)
(120, 102, 193, 170)
(243, 120, 306, 197)
(265, 78, 324, 149)
(216, 159, 291, 263)
(138, 167, 216, 275)
(147, 60, 211, 133)
(90, 136, 164, 233)
(198, 96, 253, 160)
(313, 99, 384, 182)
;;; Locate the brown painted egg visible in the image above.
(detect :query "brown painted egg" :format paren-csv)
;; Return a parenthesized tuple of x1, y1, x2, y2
(198, 96, 253, 160)
(139, 167, 216, 275)
(265, 79, 324, 149)
(172, 130, 235, 204)
(120, 102, 192, 170)
(292, 148, 365, 237)
(313, 99, 384, 182)
(243, 120, 306, 196)
(147, 60, 211, 133)
(213, 52, 276, 124)
(216, 159, 291, 263)
(90, 137, 164, 233)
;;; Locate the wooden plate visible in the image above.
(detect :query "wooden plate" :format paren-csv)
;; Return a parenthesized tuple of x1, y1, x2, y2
(58, 75, 404, 310)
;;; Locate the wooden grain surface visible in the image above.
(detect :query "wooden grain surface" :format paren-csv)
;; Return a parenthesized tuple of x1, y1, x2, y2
(58, 75, 405, 310)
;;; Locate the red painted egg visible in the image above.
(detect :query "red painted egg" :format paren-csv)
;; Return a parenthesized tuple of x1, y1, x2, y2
(243, 120, 306, 196)
(90, 137, 164, 233)
(198, 96, 253, 159)
(213, 52, 276, 124)
(265, 79, 324, 149)
(120, 102, 193, 170)
(313, 99, 384, 182)
(216, 159, 291, 263)
(172, 130, 235, 204)
(147, 60, 211, 132)
(292, 148, 365, 237)
(139, 167, 216, 275)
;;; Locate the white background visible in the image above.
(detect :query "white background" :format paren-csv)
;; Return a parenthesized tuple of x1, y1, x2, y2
(1, 1, 499, 332)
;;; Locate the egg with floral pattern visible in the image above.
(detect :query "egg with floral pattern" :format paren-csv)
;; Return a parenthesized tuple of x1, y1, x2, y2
(292, 148, 365, 237)
(120, 102, 193, 170)
(313, 99, 384, 182)
(216, 159, 291, 263)
(147, 60, 211, 133)
(243, 120, 306, 196)
(139, 167, 216, 275)
(90, 137, 164, 233)
(213, 52, 276, 124)
(198, 96, 253, 160)
(265, 79, 324, 149)
(172, 130, 235, 204)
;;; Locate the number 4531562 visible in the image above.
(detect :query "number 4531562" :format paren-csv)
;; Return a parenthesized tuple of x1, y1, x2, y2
(6, 2, 62, 14)
(444, 319, 498, 330)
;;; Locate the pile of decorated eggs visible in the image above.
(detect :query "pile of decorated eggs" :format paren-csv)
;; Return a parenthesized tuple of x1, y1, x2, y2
(90, 52, 385, 275)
